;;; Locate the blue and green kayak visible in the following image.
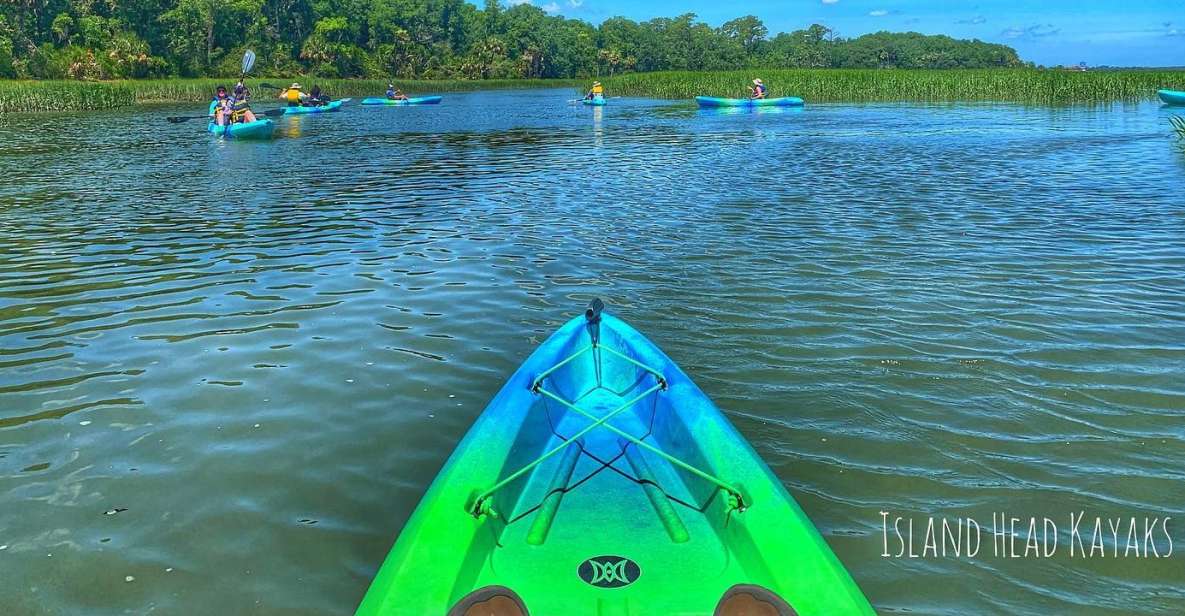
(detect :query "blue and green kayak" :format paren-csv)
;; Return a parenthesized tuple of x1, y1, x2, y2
(283, 99, 347, 114)
(1158, 89, 1185, 106)
(206, 119, 275, 140)
(582, 95, 606, 106)
(356, 300, 874, 616)
(360, 96, 444, 106)
(696, 96, 805, 108)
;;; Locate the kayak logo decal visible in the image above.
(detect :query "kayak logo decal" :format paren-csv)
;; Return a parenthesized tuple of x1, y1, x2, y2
(578, 555, 640, 588)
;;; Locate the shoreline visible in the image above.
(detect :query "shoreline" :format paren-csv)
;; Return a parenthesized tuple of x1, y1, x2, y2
(2, 69, 1184, 113)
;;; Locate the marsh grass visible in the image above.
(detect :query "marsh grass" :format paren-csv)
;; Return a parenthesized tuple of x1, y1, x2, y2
(0, 78, 582, 112)
(604, 69, 1185, 104)
(1171, 115, 1185, 139)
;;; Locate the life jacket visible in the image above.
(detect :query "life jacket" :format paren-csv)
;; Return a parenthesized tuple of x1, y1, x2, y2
(591, 84, 604, 95)
(386, 89, 396, 98)
(285, 88, 302, 104)
(754, 84, 767, 97)
(230, 97, 251, 121)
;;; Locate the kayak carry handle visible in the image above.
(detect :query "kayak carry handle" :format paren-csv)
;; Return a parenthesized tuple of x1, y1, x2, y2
(585, 298, 604, 346)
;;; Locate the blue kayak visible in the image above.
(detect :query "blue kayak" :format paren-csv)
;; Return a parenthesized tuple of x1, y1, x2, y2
(360, 96, 443, 106)
(206, 119, 275, 140)
(284, 99, 347, 114)
(583, 95, 606, 106)
(1158, 89, 1185, 106)
(696, 96, 804, 108)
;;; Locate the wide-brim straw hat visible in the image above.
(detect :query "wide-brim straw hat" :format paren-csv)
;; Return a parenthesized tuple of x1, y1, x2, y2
(290, 82, 302, 89)
(753, 78, 763, 85)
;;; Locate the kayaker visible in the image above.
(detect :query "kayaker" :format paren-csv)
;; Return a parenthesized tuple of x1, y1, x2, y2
(279, 82, 307, 107)
(749, 78, 767, 99)
(308, 85, 329, 106)
(209, 85, 231, 126)
(386, 84, 409, 101)
(229, 83, 259, 124)
(585, 81, 604, 101)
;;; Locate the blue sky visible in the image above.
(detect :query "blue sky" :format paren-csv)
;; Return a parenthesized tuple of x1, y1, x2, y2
(514, 0, 1185, 67)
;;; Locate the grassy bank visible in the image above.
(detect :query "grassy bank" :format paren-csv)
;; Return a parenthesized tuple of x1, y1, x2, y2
(604, 69, 1185, 104)
(5, 70, 1185, 112)
(0, 78, 582, 113)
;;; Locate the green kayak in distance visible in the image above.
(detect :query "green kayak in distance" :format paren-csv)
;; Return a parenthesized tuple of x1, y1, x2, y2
(206, 119, 275, 140)
(1158, 89, 1185, 106)
(360, 96, 443, 106)
(356, 300, 875, 616)
(696, 96, 805, 108)
(283, 99, 347, 114)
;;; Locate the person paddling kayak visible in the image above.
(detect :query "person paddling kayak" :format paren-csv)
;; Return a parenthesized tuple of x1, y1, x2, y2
(306, 85, 329, 106)
(585, 81, 604, 101)
(749, 78, 767, 99)
(279, 82, 307, 107)
(385, 84, 409, 101)
(229, 83, 259, 124)
(209, 85, 231, 126)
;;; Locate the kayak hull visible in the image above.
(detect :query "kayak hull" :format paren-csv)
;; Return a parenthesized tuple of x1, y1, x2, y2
(1158, 89, 1185, 106)
(284, 100, 344, 114)
(360, 96, 443, 106)
(206, 119, 275, 140)
(696, 96, 805, 108)
(356, 307, 874, 616)
(582, 95, 606, 106)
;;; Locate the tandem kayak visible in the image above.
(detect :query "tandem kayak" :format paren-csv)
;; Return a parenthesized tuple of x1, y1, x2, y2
(696, 96, 805, 108)
(582, 95, 606, 106)
(1158, 89, 1185, 106)
(283, 99, 347, 114)
(360, 96, 443, 106)
(206, 119, 275, 140)
(356, 300, 875, 616)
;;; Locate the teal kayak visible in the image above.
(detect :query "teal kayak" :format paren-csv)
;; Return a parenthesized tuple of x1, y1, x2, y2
(356, 300, 875, 616)
(206, 119, 275, 140)
(283, 99, 346, 114)
(1158, 89, 1185, 106)
(360, 96, 443, 106)
(582, 95, 606, 106)
(696, 96, 805, 108)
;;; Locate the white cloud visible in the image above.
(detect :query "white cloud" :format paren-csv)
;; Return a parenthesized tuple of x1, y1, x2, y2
(1001, 24, 1060, 40)
(567, 0, 583, 6)
(507, 0, 531, 5)
(821, 0, 839, 4)
(542, 1, 559, 12)
(869, 9, 888, 16)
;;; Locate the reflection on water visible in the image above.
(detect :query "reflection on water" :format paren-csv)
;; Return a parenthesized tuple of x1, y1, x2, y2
(1, 89, 1184, 615)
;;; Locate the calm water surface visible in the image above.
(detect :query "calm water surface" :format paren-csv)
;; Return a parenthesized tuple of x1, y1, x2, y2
(1, 89, 1184, 614)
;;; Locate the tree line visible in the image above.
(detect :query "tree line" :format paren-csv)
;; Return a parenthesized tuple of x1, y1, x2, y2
(0, 0, 1025, 80)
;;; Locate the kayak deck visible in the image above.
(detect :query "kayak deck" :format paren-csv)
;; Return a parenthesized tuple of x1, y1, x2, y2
(356, 305, 873, 615)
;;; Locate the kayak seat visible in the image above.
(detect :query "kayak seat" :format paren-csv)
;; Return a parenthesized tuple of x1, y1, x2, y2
(714, 584, 797, 616)
(448, 586, 529, 616)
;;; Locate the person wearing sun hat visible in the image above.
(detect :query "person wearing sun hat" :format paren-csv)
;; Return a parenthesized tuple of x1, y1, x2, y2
(749, 78, 767, 99)
(585, 80, 604, 101)
(279, 82, 307, 107)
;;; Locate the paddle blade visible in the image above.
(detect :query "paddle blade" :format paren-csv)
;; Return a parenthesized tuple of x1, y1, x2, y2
(166, 116, 198, 123)
(260, 108, 286, 117)
(242, 50, 256, 75)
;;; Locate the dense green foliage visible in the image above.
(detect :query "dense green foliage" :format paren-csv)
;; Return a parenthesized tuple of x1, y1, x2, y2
(605, 69, 1185, 104)
(0, 0, 1024, 80)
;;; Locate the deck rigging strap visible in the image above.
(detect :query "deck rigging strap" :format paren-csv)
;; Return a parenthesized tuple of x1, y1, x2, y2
(474, 342, 747, 519)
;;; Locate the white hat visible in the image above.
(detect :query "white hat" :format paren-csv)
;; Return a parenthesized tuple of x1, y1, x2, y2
(753, 78, 763, 85)
(290, 82, 302, 89)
